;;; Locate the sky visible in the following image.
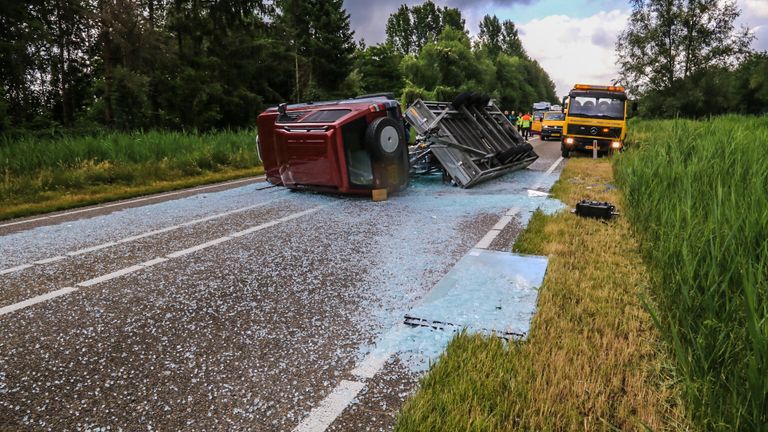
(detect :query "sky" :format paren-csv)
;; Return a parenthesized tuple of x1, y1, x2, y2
(343, 0, 768, 97)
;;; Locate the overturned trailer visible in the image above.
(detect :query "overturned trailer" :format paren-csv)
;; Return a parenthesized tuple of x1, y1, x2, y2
(255, 92, 537, 195)
(405, 94, 538, 188)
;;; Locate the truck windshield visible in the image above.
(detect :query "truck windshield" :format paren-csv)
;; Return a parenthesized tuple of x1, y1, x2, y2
(544, 112, 565, 121)
(569, 96, 625, 120)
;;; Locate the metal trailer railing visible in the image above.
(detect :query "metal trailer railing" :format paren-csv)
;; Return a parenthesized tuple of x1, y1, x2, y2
(404, 97, 538, 188)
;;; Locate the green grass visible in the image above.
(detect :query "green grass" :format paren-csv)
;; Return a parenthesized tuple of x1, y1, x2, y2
(396, 158, 682, 431)
(0, 129, 262, 220)
(615, 115, 768, 430)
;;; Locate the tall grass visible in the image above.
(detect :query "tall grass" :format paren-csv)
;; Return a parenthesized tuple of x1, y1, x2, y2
(615, 115, 768, 430)
(396, 159, 680, 431)
(0, 129, 261, 204)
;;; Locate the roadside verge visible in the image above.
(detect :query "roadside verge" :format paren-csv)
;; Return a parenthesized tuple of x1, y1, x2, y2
(394, 158, 686, 431)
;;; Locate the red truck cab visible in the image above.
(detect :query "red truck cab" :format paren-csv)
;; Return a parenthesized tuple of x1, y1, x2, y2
(256, 95, 409, 195)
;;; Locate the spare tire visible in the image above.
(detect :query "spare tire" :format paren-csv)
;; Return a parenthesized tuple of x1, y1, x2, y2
(365, 116, 405, 160)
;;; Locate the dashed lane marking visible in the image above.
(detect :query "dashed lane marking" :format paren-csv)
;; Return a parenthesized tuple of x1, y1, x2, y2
(0, 205, 325, 316)
(0, 198, 283, 275)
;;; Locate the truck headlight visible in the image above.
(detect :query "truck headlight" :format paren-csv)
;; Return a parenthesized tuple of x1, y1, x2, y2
(565, 137, 574, 144)
(611, 141, 622, 149)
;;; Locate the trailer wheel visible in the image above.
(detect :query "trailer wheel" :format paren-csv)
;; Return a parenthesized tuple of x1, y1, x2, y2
(365, 116, 405, 160)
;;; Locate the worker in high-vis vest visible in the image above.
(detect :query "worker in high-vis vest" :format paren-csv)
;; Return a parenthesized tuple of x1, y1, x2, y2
(521, 112, 532, 140)
(517, 114, 524, 129)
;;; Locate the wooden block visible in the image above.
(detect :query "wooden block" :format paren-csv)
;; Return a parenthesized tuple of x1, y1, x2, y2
(372, 188, 388, 202)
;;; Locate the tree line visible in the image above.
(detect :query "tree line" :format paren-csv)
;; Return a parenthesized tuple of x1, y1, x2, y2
(616, 0, 768, 117)
(0, 0, 557, 134)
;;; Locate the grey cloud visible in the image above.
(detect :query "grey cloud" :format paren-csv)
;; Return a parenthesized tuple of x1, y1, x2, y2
(590, 28, 613, 47)
(343, 0, 536, 44)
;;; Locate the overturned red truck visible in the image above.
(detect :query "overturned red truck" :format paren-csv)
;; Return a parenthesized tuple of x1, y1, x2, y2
(256, 93, 537, 195)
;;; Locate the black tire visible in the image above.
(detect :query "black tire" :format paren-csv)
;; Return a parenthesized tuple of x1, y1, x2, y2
(452, 92, 472, 108)
(468, 92, 484, 107)
(561, 148, 570, 158)
(477, 93, 491, 108)
(365, 116, 405, 160)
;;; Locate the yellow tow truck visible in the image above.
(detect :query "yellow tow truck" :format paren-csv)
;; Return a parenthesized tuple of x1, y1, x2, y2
(540, 111, 565, 141)
(561, 84, 627, 158)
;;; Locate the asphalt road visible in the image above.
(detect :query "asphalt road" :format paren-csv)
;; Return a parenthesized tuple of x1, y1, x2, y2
(0, 137, 563, 431)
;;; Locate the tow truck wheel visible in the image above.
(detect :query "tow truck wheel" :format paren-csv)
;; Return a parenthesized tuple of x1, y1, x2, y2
(561, 145, 570, 158)
(365, 116, 405, 160)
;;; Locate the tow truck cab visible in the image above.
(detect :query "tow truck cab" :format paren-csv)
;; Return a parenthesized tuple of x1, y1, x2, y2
(256, 95, 409, 195)
(561, 84, 628, 157)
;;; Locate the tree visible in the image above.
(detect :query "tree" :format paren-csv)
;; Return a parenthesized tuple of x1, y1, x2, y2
(386, 2, 464, 56)
(411, 1, 443, 53)
(477, 15, 503, 58)
(501, 20, 527, 59)
(440, 7, 465, 33)
(278, 0, 354, 99)
(354, 43, 404, 95)
(616, 0, 753, 93)
(385, 5, 413, 56)
(308, 0, 356, 92)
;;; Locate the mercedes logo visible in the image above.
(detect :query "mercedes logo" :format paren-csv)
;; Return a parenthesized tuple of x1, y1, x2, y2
(590, 127, 599, 135)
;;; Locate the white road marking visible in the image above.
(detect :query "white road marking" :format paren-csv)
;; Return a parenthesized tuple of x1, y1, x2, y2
(545, 156, 564, 176)
(139, 257, 168, 267)
(0, 175, 266, 229)
(166, 236, 233, 258)
(492, 215, 514, 231)
(33, 256, 66, 265)
(67, 242, 117, 256)
(0, 264, 33, 275)
(350, 352, 391, 380)
(230, 207, 322, 238)
(0, 199, 281, 275)
(0, 287, 77, 316)
(528, 156, 565, 195)
(0, 204, 325, 315)
(474, 207, 520, 250)
(293, 380, 366, 432)
(77, 265, 147, 288)
(474, 230, 502, 249)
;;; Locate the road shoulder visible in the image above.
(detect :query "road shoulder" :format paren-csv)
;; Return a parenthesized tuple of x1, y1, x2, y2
(394, 157, 687, 431)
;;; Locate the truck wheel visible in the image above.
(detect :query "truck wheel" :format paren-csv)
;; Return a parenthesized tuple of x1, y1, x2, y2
(561, 146, 570, 158)
(365, 116, 405, 160)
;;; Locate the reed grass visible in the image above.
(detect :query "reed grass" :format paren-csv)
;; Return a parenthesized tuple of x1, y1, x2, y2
(615, 115, 768, 430)
(0, 129, 261, 219)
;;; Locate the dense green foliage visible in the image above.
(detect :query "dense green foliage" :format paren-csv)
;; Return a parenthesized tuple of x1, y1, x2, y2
(616, 117, 768, 429)
(1, 1, 557, 135)
(0, 0, 355, 133)
(616, 0, 767, 117)
(396, 19, 556, 110)
(0, 130, 260, 204)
